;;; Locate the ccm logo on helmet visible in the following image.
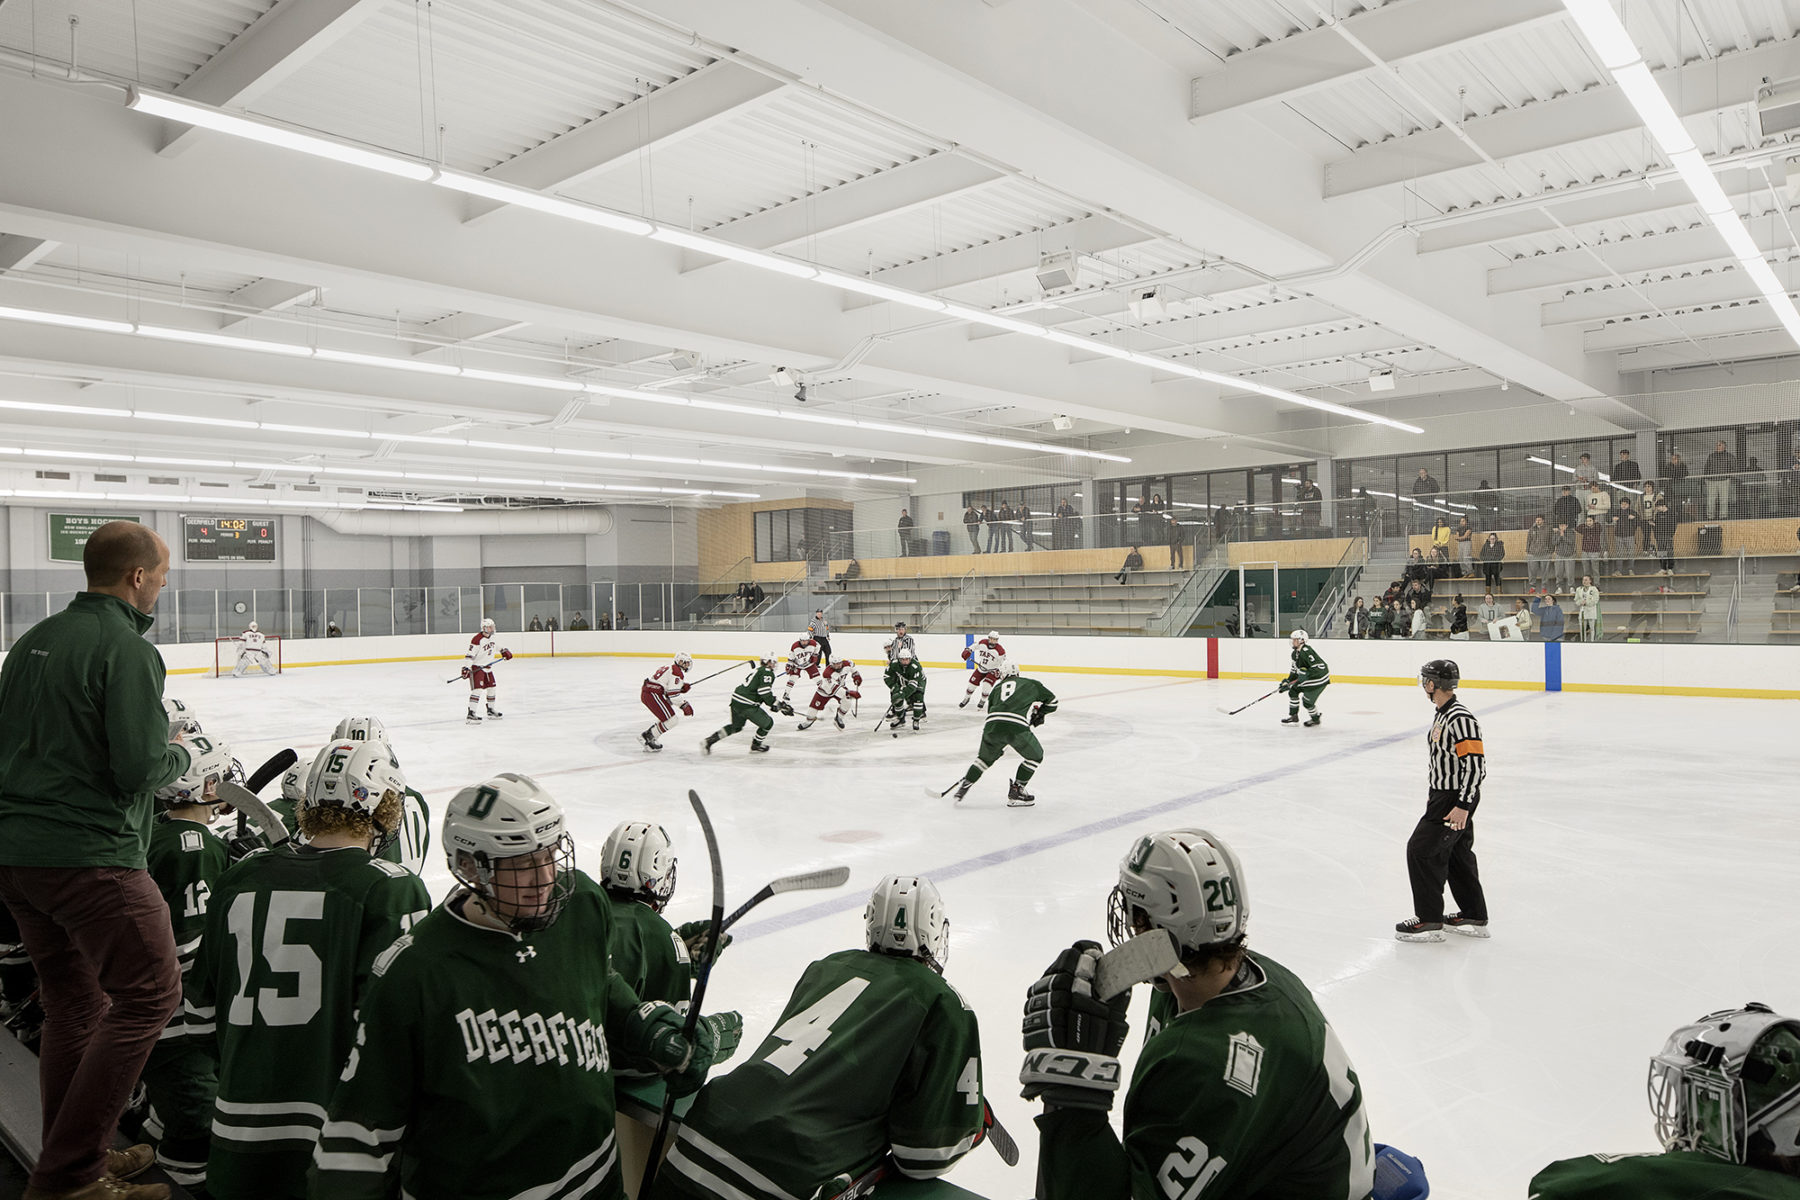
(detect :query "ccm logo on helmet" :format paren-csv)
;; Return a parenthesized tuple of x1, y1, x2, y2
(534, 820, 560, 836)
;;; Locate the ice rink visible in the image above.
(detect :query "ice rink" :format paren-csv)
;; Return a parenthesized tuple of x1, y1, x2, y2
(185, 650, 1800, 1200)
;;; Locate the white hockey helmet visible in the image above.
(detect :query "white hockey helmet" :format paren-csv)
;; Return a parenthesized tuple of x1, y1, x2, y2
(865, 874, 949, 973)
(1291, 629, 1308, 644)
(1002, 661, 1020, 678)
(246, 621, 259, 633)
(675, 651, 694, 671)
(163, 697, 202, 735)
(331, 715, 390, 746)
(986, 630, 1000, 642)
(1107, 829, 1248, 957)
(760, 650, 777, 666)
(896, 646, 913, 662)
(833, 655, 851, 669)
(279, 752, 319, 805)
(598, 821, 677, 912)
(1650, 1003, 1800, 1166)
(306, 740, 406, 832)
(443, 773, 576, 932)
(156, 733, 234, 806)
(481, 617, 496, 633)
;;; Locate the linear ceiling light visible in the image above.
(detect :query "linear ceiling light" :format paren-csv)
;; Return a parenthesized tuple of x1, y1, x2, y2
(127, 89, 435, 181)
(1562, 0, 1800, 347)
(0, 305, 134, 334)
(432, 171, 655, 236)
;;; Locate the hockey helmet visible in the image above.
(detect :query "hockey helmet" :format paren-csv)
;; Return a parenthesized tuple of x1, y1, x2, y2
(1107, 829, 1248, 957)
(760, 650, 778, 666)
(833, 655, 851, 669)
(443, 773, 576, 933)
(246, 621, 259, 633)
(332, 715, 391, 747)
(896, 646, 913, 662)
(675, 651, 694, 671)
(865, 874, 949, 974)
(986, 630, 1000, 642)
(598, 821, 677, 912)
(1291, 629, 1308, 644)
(306, 740, 406, 845)
(163, 697, 203, 736)
(1002, 662, 1020, 678)
(1419, 659, 1461, 691)
(481, 617, 497, 633)
(1650, 1003, 1800, 1165)
(156, 734, 234, 807)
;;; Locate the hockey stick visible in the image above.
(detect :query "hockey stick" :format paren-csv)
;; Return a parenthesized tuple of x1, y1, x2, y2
(820, 1160, 890, 1200)
(687, 660, 754, 687)
(718, 865, 851, 934)
(1216, 687, 1280, 716)
(234, 748, 300, 839)
(982, 1101, 1020, 1167)
(643, 789, 725, 1190)
(217, 781, 291, 848)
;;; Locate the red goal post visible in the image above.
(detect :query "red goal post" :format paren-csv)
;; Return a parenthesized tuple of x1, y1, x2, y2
(215, 635, 283, 677)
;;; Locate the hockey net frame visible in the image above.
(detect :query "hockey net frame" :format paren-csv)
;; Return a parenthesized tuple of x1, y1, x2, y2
(214, 635, 283, 677)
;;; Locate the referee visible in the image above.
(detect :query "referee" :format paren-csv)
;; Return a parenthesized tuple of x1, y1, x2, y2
(1396, 659, 1490, 942)
(807, 608, 832, 663)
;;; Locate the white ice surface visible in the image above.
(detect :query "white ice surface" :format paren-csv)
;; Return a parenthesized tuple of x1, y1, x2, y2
(187, 655, 1800, 1200)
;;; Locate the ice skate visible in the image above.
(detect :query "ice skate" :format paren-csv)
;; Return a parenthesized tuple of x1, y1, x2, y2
(641, 728, 662, 752)
(833, 712, 846, 730)
(797, 717, 817, 731)
(953, 780, 973, 803)
(1394, 918, 1445, 943)
(959, 695, 972, 708)
(1444, 913, 1490, 938)
(749, 740, 770, 753)
(466, 712, 482, 725)
(1304, 713, 1322, 727)
(1281, 713, 1300, 725)
(889, 715, 905, 730)
(1006, 780, 1035, 808)
(702, 733, 720, 755)
(911, 716, 921, 731)
(486, 706, 504, 719)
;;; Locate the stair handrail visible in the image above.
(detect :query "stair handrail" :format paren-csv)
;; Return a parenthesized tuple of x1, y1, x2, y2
(1150, 539, 1229, 637)
(922, 567, 977, 632)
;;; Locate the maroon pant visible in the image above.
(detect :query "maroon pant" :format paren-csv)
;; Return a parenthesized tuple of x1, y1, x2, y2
(0, 865, 180, 1192)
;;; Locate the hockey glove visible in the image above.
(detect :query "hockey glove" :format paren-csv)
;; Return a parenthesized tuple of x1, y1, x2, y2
(680, 702, 695, 717)
(961, 647, 973, 662)
(778, 701, 796, 717)
(1020, 940, 1129, 1112)
(460, 666, 472, 680)
(1029, 710, 1045, 727)
(501, 648, 513, 660)
(846, 689, 860, 701)
(1278, 679, 1291, 693)
(677, 919, 733, 966)
(664, 1011, 745, 1097)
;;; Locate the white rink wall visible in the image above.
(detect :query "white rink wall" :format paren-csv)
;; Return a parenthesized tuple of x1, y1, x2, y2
(159, 629, 1800, 699)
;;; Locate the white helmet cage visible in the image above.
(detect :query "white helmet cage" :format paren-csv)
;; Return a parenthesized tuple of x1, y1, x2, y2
(443, 773, 576, 933)
(246, 621, 259, 632)
(675, 652, 694, 671)
(1107, 829, 1249, 957)
(864, 874, 949, 973)
(599, 821, 678, 912)
(1649, 1003, 1800, 1165)
(305, 740, 407, 855)
(156, 733, 234, 807)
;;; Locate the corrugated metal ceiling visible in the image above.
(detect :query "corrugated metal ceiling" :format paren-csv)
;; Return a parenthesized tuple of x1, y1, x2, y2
(0, 0, 272, 90)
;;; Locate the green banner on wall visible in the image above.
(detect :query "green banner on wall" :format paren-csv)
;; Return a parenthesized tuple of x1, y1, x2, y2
(48, 513, 140, 563)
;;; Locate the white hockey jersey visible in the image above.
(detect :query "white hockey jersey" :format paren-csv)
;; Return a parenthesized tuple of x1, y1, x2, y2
(966, 638, 1007, 675)
(786, 638, 822, 673)
(240, 628, 268, 654)
(645, 663, 689, 696)
(465, 632, 508, 669)
(816, 660, 863, 699)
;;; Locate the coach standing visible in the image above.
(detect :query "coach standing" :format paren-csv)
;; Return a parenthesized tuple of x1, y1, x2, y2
(0, 521, 197, 1200)
(1395, 658, 1491, 943)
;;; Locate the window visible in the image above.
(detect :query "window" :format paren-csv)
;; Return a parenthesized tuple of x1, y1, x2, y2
(754, 508, 851, 563)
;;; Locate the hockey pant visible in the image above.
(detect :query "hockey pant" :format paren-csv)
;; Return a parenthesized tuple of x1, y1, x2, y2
(1406, 789, 1488, 924)
(962, 721, 1042, 786)
(717, 699, 773, 746)
(641, 684, 689, 734)
(781, 665, 818, 700)
(1287, 681, 1327, 717)
(138, 1035, 217, 1191)
(963, 669, 1000, 703)
(888, 686, 925, 719)
(232, 650, 275, 677)
(467, 666, 499, 717)
(807, 688, 854, 714)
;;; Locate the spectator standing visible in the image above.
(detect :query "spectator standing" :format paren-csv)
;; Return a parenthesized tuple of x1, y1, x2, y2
(896, 508, 915, 557)
(1611, 499, 1643, 576)
(1743, 455, 1769, 518)
(528, 615, 544, 632)
(1449, 594, 1469, 640)
(1479, 532, 1506, 592)
(963, 503, 982, 553)
(1784, 451, 1800, 517)
(1167, 514, 1186, 568)
(1295, 477, 1323, 530)
(1396, 660, 1489, 943)
(1703, 439, 1736, 519)
(0, 521, 196, 1200)
(1453, 515, 1475, 574)
(1536, 592, 1567, 642)
(997, 500, 1017, 552)
(1512, 597, 1535, 640)
(1114, 545, 1144, 585)
(1409, 598, 1428, 639)
(1551, 484, 1583, 530)
(1016, 502, 1038, 551)
(1129, 497, 1147, 547)
(1578, 516, 1605, 582)
(1611, 447, 1642, 485)
(1651, 487, 1679, 575)
(1552, 521, 1579, 593)
(1666, 451, 1693, 519)
(1477, 592, 1502, 639)
(1572, 453, 1599, 489)
(1053, 496, 1076, 550)
(1584, 481, 1611, 525)
(1148, 492, 1168, 542)
(546, 615, 558, 632)
(1573, 576, 1602, 642)
(1525, 516, 1552, 593)
(1346, 597, 1370, 638)
(1430, 517, 1453, 571)
(617, 610, 631, 629)
(1411, 466, 1441, 531)
(982, 502, 999, 553)
(1472, 479, 1501, 521)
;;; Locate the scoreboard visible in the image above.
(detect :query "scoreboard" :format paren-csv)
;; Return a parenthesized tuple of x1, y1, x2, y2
(184, 515, 277, 562)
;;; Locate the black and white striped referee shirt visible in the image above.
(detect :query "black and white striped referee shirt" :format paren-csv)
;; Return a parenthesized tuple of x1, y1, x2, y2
(1427, 699, 1486, 809)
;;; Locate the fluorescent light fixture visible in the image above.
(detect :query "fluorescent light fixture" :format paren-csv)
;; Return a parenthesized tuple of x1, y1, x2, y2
(127, 89, 436, 181)
(133, 411, 260, 428)
(814, 271, 949, 312)
(257, 423, 372, 439)
(460, 367, 585, 392)
(432, 172, 654, 236)
(554, 447, 632, 461)
(940, 302, 1048, 337)
(1561, 0, 1645, 68)
(1716, 219, 1762, 263)
(465, 440, 553, 454)
(1611, 64, 1695, 152)
(649, 227, 820, 279)
(0, 305, 134, 334)
(378, 433, 473, 447)
(138, 325, 313, 356)
(314, 348, 461, 376)
(0, 399, 133, 417)
(1667, 149, 1733, 216)
(584, 383, 673, 403)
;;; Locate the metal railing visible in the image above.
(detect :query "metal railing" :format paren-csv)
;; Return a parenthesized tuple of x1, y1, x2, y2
(1148, 541, 1230, 637)
(921, 568, 977, 633)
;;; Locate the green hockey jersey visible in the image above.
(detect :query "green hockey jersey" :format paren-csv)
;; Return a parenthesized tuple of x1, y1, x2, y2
(734, 665, 778, 708)
(983, 676, 1057, 730)
(663, 949, 985, 1200)
(147, 815, 232, 1041)
(1283, 645, 1330, 689)
(886, 659, 926, 701)
(190, 842, 430, 1200)
(1529, 1150, 1800, 1198)
(310, 872, 666, 1200)
(262, 787, 430, 876)
(1036, 953, 1373, 1200)
(604, 891, 697, 1120)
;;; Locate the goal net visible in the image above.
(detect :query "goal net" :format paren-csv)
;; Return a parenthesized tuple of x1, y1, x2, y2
(215, 636, 283, 677)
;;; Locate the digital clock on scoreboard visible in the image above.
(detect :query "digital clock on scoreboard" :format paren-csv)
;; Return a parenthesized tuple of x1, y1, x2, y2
(184, 515, 277, 562)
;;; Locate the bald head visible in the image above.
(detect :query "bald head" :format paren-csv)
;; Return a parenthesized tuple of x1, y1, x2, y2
(83, 522, 171, 612)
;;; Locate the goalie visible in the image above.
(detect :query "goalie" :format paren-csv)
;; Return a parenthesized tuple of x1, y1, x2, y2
(231, 622, 277, 677)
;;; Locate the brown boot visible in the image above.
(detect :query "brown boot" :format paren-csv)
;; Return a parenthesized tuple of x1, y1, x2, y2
(104, 1145, 154, 1180)
(24, 1177, 171, 1200)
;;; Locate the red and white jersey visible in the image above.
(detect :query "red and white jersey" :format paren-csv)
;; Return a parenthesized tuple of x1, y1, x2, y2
(645, 662, 689, 697)
(466, 632, 506, 669)
(967, 638, 1007, 675)
(787, 638, 822, 673)
(241, 629, 268, 652)
(817, 660, 862, 698)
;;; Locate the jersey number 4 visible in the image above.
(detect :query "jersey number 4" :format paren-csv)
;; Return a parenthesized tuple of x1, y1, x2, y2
(763, 977, 869, 1074)
(224, 890, 325, 1027)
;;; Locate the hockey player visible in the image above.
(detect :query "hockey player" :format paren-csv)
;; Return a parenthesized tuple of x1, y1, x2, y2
(779, 635, 822, 708)
(799, 656, 863, 731)
(598, 821, 744, 1195)
(462, 617, 513, 723)
(139, 733, 236, 1194)
(1531, 1002, 1800, 1196)
(883, 645, 927, 732)
(641, 652, 695, 752)
(959, 631, 1008, 709)
(883, 621, 917, 664)
(1278, 629, 1330, 726)
(1023, 828, 1375, 1200)
(330, 716, 432, 877)
(231, 622, 277, 678)
(310, 775, 739, 1200)
(653, 875, 988, 1200)
(703, 653, 780, 755)
(952, 664, 1054, 808)
(190, 740, 429, 1200)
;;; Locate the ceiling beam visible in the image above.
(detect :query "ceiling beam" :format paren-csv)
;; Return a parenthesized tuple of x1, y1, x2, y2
(219, 277, 316, 329)
(1326, 37, 1800, 197)
(409, 313, 531, 357)
(464, 60, 784, 223)
(1190, 0, 1566, 118)
(846, 214, 1153, 302)
(1488, 221, 1795, 294)
(160, 0, 387, 158)
(0, 234, 56, 273)
(1584, 300, 1788, 352)
(1615, 328, 1797, 372)
(1541, 266, 1758, 325)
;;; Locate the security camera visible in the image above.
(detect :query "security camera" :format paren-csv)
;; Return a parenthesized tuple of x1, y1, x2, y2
(794, 383, 808, 403)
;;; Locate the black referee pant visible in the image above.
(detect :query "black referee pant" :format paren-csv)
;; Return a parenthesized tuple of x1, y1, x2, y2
(1406, 788, 1487, 923)
(814, 635, 832, 662)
